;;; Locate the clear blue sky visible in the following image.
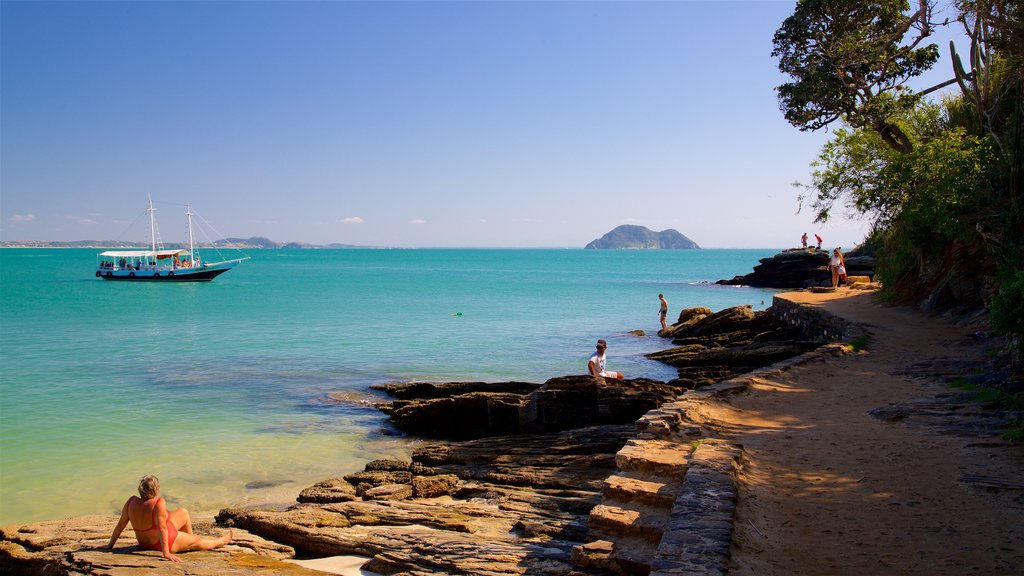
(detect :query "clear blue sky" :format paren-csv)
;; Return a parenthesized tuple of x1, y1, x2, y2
(1, 0, 966, 248)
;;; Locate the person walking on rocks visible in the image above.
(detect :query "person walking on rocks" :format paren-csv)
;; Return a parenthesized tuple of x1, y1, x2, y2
(104, 474, 233, 563)
(815, 233, 823, 250)
(801, 232, 808, 249)
(588, 339, 624, 380)
(658, 294, 669, 331)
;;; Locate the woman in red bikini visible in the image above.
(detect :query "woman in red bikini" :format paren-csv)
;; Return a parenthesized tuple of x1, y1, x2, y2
(104, 474, 232, 563)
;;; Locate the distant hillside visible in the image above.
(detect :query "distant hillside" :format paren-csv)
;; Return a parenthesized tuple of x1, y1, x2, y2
(584, 225, 700, 249)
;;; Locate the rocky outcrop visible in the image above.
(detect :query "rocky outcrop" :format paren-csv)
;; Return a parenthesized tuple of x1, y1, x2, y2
(585, 225, 700, 250)
(376, 375, 682, 439)
(717, 247, 875, 288)
(650, 305, 823, 388)
(217, 424, 638, 575)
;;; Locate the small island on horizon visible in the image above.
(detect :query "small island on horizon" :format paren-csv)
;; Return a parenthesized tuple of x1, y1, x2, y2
(2, 226, 705, 250)
(584, 225, 700, 250)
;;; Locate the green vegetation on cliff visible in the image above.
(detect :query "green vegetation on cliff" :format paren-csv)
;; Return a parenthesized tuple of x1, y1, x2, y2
(774, 0, 1023, 371)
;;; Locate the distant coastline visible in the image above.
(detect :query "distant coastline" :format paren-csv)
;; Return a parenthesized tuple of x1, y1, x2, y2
(0, 237, 369, 250)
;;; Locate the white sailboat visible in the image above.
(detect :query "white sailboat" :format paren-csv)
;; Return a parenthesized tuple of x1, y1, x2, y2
(95, 199, 248, 282)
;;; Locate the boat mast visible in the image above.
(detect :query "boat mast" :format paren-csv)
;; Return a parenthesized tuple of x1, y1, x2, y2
(186, 203, 195, 258)
(148, 196, 157, 253)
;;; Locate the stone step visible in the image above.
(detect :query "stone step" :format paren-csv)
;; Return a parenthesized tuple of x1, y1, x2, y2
(588, 503, 669, 542)
(615, 438, 690, 479)
(571, 539, 614, 571)
(586, 532, 659, 576)
(602, 473, 679, 509)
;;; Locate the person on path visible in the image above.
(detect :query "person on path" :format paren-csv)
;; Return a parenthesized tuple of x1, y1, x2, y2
(588, 339, 624, 379)
(829, 247, 847, 288)
(815, 233, 823, 250)
(104, 475, 233, 563)
(658, 294, 669, 331)
(801, 232, 808, 249)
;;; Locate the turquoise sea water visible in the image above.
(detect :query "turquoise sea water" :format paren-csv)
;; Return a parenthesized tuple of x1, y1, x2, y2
(0, 248, 780, 524)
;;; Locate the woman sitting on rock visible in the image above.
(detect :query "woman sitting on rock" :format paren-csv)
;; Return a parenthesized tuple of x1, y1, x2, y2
(104, 474, 232, 563)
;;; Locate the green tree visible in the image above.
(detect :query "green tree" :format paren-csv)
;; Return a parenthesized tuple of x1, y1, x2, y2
(773, 0, 940, 153)
(801, 102, 996, 236)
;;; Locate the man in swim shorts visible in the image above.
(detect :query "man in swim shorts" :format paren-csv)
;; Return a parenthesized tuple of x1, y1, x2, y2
(588, 339, 624, 379)
(658, 294, 669, 331)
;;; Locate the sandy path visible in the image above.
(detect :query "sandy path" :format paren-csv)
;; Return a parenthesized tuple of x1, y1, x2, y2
(721, 290, 1024, 575)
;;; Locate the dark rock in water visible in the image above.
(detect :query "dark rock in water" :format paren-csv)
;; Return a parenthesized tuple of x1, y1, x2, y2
(717, 247, 875, 288)
(585, 225, 700, 249)
(519, 376, 679, 434)
(370, 380, 540, 400)
(377, 375, 680, 440)
(245, 479, 293, 490)
(658, 306, 713, 338)
(650, 305, 824, 388)
(389, 391, 526, 439)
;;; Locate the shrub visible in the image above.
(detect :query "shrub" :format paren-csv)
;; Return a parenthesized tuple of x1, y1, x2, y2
(990, 268, 1024, 351)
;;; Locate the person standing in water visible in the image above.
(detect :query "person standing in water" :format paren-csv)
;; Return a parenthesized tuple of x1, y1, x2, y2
(588, 339, 624, 380)
(104, 475, 233, 563)
(658, 294, 669, 331)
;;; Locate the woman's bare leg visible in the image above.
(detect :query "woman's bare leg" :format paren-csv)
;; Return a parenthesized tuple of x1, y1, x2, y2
(171, 529, 233, 553)
(168, 508, 193, 534)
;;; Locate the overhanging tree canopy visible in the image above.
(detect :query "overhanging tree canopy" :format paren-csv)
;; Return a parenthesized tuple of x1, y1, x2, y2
(772, 0, 941, 153)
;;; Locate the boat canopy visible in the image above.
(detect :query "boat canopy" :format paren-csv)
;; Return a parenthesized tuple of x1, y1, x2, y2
(99, 249, 191, 258)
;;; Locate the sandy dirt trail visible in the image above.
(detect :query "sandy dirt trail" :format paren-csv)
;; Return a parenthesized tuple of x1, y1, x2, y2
(721, 289, 1023, 575)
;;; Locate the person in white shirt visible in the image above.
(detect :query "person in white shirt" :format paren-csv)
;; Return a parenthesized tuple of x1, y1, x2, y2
(588, 339, 624, 379)
(830, 247, 847, 288)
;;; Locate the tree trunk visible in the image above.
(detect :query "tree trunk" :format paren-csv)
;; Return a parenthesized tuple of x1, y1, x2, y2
(875, 120, 915, 154)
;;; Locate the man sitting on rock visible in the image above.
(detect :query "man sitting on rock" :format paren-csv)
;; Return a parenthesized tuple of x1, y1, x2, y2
(588, 339, 624, 380)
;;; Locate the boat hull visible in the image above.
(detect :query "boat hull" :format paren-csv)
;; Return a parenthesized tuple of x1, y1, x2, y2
(97, 267, 232, 282)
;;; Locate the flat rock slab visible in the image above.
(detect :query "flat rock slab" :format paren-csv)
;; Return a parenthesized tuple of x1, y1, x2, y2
(0, 514, 311, 576)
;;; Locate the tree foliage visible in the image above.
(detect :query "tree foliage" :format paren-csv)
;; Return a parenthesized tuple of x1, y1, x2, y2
(777, 0, 1024, 373)
(801, 102, 996, 236)
(773, 0, 940, 153)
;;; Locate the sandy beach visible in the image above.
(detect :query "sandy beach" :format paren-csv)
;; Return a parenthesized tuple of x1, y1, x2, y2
(721, 289, 1024, 574)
